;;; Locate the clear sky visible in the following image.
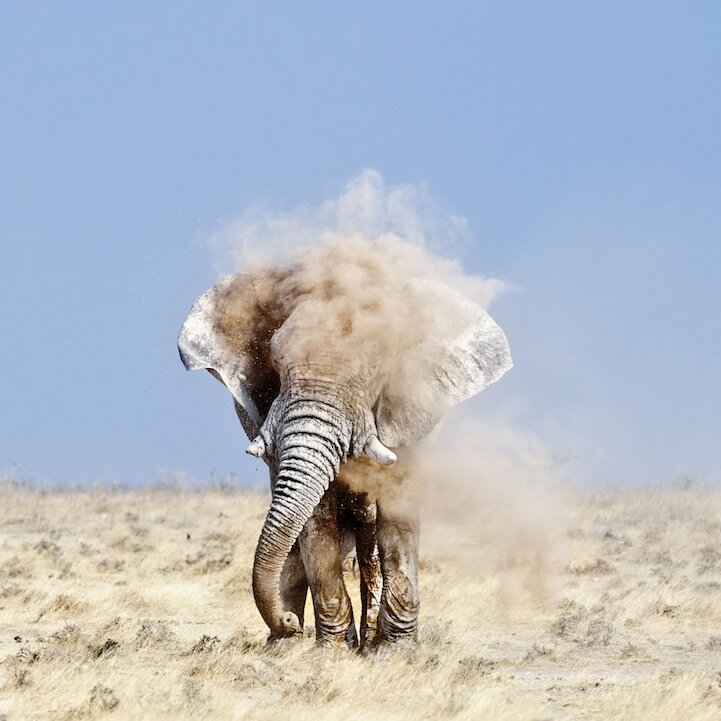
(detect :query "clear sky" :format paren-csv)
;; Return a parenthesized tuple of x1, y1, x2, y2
(2, 2, 720, 486)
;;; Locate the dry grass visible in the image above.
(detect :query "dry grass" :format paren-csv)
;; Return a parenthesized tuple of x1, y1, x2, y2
(1, 481, 720, 720)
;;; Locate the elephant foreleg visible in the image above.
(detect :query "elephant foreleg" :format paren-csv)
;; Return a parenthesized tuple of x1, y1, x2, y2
(375, 499, 420, 646)
(298, 485, 358, 648)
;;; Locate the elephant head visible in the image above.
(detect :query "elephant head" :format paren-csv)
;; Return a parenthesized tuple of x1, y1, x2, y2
(178, 242, 511, 637)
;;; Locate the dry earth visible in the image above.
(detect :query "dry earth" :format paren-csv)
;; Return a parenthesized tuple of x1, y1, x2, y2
(1, 481, 720, 720)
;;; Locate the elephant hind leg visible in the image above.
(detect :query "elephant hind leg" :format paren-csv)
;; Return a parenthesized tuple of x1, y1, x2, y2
(336, 486, 382, 650)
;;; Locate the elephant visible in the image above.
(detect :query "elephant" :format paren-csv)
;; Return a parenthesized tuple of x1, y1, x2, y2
(177, 242, 512, 649)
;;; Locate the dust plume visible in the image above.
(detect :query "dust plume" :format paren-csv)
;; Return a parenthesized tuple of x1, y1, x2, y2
(212, 169, 504, 390)
(412, 414, 569, 608)
(211, 169, 568, 605)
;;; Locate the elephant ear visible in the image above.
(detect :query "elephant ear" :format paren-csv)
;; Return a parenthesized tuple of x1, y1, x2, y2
(375, 279, 512, 447)
(178, 268, 291, 438)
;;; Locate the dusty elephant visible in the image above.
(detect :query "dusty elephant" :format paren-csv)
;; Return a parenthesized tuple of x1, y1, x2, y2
(177, 242, 512, 649)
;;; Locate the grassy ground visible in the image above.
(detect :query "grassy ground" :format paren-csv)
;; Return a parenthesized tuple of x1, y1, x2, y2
(0, 481, 720, 720)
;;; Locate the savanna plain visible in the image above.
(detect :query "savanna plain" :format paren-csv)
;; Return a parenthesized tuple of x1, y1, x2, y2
(1, 479, 720, 720)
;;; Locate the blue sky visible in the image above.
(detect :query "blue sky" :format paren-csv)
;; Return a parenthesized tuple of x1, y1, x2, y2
(2, 2, 720, 486)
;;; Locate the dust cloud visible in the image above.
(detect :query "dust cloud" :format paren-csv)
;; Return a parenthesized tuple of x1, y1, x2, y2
(212, 169, 569, 606)
(412, 414, 568, 608)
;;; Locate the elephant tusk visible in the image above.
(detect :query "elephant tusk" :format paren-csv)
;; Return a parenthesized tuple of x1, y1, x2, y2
(246, 436, 266, 458)
(364, 436, 397, 466)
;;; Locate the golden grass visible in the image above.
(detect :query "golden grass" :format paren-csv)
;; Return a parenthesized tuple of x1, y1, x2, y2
(1, 482, 720, 720)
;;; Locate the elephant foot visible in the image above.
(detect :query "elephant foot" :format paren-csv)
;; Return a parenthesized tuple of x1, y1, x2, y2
(315, 620, 358, 651)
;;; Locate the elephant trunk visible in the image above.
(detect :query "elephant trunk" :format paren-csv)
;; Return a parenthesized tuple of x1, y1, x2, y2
(252, 401, 348, 637)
